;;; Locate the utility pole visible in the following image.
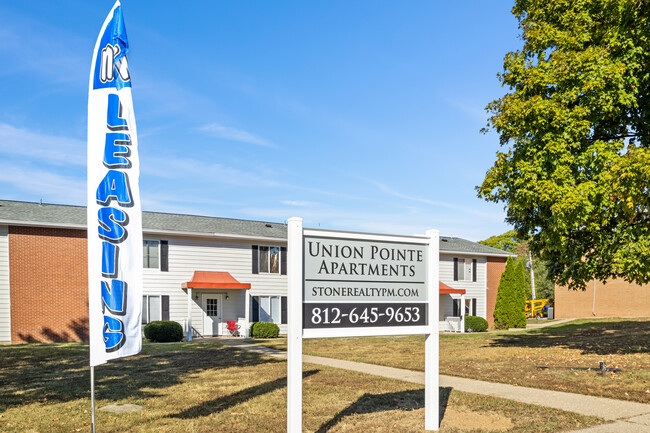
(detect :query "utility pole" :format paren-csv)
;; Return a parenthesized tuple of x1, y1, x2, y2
(529, 250, 536, 300)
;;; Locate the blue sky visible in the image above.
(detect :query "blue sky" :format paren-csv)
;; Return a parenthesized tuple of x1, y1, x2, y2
(0, 1, 521, 241)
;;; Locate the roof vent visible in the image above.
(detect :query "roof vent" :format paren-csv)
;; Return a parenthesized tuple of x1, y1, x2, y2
(441, 238, 448, 242)
(265, 224, 272, 228)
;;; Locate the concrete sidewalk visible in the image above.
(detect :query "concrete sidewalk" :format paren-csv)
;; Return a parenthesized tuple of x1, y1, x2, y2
(510, 317, 575, 331)
(215, 338, 650, 432)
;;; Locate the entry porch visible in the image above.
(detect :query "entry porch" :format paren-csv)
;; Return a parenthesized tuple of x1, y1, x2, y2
(181, 271, 251, 341)
(439, 282, 466, 333)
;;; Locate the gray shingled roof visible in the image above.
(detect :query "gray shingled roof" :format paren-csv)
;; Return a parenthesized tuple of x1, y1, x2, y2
(439, 236, 511, 257)
(0, 200, 287, 239)
(0, 199, 512, 255)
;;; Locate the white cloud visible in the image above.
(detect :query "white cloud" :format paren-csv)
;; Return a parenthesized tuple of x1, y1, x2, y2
(0, 162, 84, 204)
(197, 123, 275, 148)
(0, 123, 86, 166)
(281, 200, 323, 208)
(141, 155, 283, 190)
(368, 179, 505, 222)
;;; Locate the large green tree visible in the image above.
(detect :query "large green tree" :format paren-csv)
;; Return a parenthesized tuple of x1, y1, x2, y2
(478, 0, 650, 290)
(478, 230, 522, 252)
(480, 231, 555, 299)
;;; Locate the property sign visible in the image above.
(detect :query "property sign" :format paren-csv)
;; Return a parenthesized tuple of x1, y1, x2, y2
(287, 222, 440, 431)
(303, 235, 428, 334)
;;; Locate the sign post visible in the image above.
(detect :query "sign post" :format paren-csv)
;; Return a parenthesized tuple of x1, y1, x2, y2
(287, 220, 440, 431)
(287, 217, 304, 433)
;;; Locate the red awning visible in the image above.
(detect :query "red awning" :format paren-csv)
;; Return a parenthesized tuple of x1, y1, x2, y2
(439, 281, 466, 294)
(181, 271, 251, 289)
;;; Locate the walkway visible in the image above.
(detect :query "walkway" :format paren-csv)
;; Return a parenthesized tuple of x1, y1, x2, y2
(511, 317, 575, 331)
(214, 338, 650, 432)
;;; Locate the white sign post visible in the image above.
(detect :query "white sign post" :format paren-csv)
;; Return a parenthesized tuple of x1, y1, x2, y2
(287, 218, 440, 432)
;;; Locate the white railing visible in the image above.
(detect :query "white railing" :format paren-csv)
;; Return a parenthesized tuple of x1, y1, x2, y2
(444, 316, 462, 332)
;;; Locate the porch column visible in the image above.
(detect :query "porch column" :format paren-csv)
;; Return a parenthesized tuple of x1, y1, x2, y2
(187, 288, 193, 342)
(460, 293, 465, 333)
(244, 290, 250, 338)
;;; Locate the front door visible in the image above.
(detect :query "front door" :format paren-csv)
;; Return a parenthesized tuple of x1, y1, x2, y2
(202, 295, 222, 336)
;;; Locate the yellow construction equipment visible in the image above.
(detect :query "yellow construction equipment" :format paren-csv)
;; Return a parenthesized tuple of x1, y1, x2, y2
(526, 299, 553, 319)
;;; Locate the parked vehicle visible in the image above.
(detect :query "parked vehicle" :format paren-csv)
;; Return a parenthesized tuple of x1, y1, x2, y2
(526, 299, 554, 319)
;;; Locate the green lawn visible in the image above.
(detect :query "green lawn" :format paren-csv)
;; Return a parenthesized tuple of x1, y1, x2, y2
(251, 318, 650, 403)
(0, 342, 604, 432)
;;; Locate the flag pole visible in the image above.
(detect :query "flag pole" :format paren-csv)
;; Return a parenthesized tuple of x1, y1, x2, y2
(91, 365, 96, 433)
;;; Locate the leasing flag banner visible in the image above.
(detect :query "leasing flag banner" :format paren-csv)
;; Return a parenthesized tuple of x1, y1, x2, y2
(87, 0, 142, 367)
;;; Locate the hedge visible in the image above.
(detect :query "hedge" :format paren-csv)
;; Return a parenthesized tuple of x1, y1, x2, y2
(493, 256, 527, 330)
(249, 322, 280, 338)
(144, 321, 184, 342)
(465, 315, 488, 332)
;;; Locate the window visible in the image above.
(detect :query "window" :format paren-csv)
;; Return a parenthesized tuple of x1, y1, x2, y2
(252, 245, 287, 275)
(142, 295, 169, 324)
(453, 299, 461, 317)
(465, 298, 477, 316)
(143, 240, 168, 271)
(454, 258, 477, 282)
(206, 299, 219, 317)
(457, 259, 466, 280)
(143, 241, 159, 268)
(251, 295, 287, 325)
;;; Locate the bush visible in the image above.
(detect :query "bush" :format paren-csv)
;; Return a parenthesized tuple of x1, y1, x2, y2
(513, 260, 528, 328)
(493, 256, 527, 330)
(249, 322, 280, 338)
(465, 316, 488, 332)
(144, 321, 184, 342)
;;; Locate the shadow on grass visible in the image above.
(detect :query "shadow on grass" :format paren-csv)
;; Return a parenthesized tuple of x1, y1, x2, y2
(0, 343, 281, 411)
(170, 370, 319, 419)
(489, 319, 650, 355)
(315, 386, 451, 432)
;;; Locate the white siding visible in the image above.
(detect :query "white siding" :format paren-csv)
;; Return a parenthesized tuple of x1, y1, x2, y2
(0, 226, 10, 342)
(142, 235, 287, 336)
(138, 234, 491, 337)
(439, 254, 488, 320)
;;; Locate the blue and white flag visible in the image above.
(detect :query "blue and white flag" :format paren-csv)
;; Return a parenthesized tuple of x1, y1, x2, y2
(87, 1, 143, 367)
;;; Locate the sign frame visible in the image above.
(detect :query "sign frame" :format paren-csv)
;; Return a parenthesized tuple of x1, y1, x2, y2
(287, 217, 440, 432)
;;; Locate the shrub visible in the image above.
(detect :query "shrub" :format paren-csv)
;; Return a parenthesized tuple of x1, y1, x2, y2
(249, 322, 280, 338)
(144, 321, 184, 342)
(513, 260, 528, 328)
(493, 257, 514, 329)
(465, 316, 488, 332)
(493, 256, 529, 330)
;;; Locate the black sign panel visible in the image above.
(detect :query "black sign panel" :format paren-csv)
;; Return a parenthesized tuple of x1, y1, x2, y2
(303, 303, 427, 329)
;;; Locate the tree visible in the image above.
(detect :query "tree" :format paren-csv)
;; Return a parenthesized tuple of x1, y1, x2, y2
(514, 241, 556, 300)
(493, 257, 527, 329)
(478, 230, 522, 253)
(478, 0, 650, 290)
(514, 259, 528, 328)
(480, 231, 555, 300)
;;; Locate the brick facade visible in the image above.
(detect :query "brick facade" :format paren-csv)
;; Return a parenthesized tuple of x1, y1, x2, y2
(9, 226, 89, 343)
(485, 256, 507, 328)
(555, 279, 650, 319)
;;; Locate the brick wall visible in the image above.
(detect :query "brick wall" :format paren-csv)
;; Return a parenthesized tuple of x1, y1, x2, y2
(9, 226, 89, 343)
(486, 257, 507, 328)
(555, 279, 650, 318)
